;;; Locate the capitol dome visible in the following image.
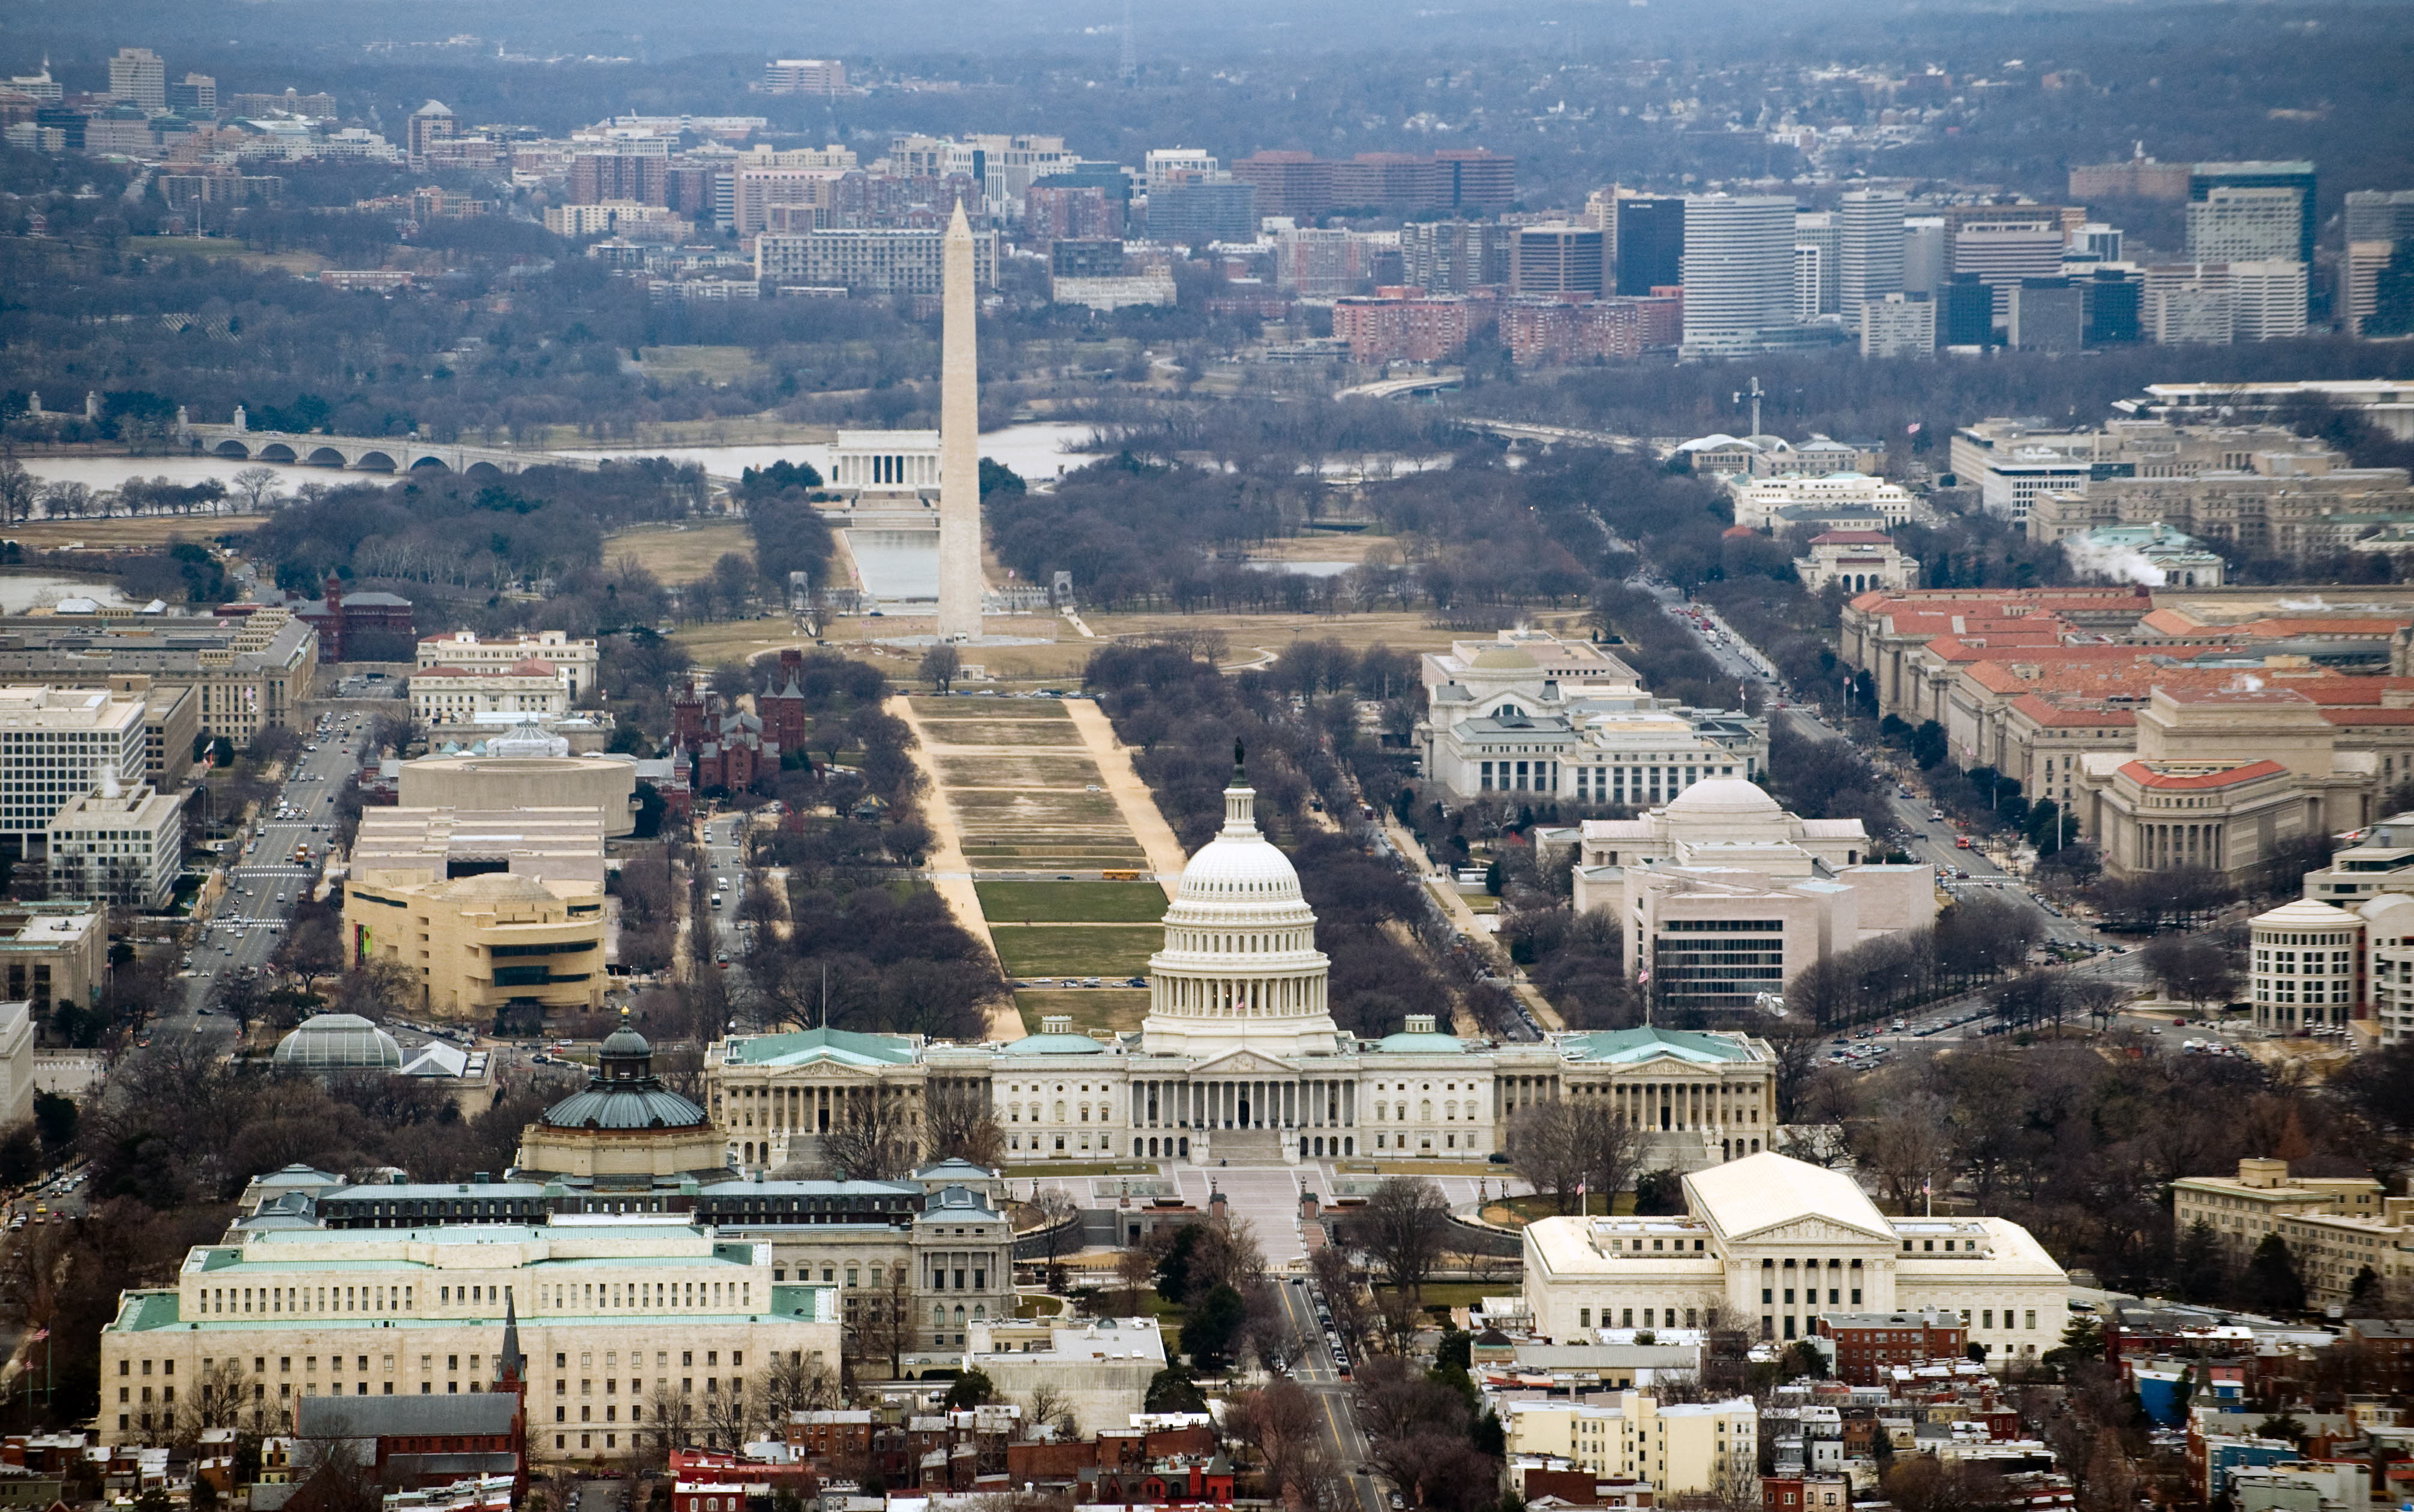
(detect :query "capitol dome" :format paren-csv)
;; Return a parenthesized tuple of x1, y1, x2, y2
(1664, 777, 1782, 818)
(1139, 754, 1340, 1059)
(274, 1013, 404, 1071)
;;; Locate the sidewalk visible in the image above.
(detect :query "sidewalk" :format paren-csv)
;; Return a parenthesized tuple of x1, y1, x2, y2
(1379, 811, 1566, 1033)
(1062, 698, 1191, 886)
(889, 694, 1025, 1042)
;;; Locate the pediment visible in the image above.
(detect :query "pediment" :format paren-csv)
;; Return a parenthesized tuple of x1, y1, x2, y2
(1188, 1049, 1295, 1077)
(1731, 1215, 1893, 1248)
(1626, 1056, 1716, 1077)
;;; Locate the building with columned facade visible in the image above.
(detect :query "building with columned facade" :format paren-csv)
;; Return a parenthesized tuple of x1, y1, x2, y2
(706, 766, 1781, 1174)
(1522, 1151, 2068, 1367)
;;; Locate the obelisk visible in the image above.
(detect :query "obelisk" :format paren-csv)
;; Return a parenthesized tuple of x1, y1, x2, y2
(935, 199, 984, 642)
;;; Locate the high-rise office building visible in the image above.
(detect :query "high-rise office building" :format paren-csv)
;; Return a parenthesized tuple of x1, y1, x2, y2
(406, 100, 456, 160)
(2006, 279, 2083, 352)
(1679, 195, 1796, 353)
(1614, 197, 1685, 297)
(1939, 276, 1998, 348)
(1149, 181, 1257, 245)
(1512, 226, 1606, 297)
(1794, 211, 1840, 315)
(2068, 224, 2123, 264)
(2345, 190, 2414, 246)
(1837, 191, 1907, 321)
(166, 73, 215, 116)
(2081, 269, 2143, 345)
(2191, 161, 2317, 266)
(107, 48, 166, 113)
(2187, 186, 2303, 263)
(2228, 260, 2310, 341)
(1793, 245, 1824, 321)
(1903, 218, 1947, 296)
(1859, 293, 1935, 358)
(1860, 293, 1936, 358)
(2144, 264, 2235, 345)
(1951, 220, 2066, 323)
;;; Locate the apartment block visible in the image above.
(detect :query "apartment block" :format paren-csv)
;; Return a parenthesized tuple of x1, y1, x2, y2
(1859, 293, 1935, 357)
(107, 49, 166, 113)
(761, 59, 847, 94)
(755, 227, 997, 295)
(1332, 293, 1474, 363)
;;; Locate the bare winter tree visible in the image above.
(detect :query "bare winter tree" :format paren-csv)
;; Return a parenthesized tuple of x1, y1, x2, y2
(1507, 1101, 1644, 1212)
(853, 1264, 919, 1379)
(1343, 1177, 1454, 1305)
(1308, 1242, 1376, 1359)
(1022, 1187, 1080, 1291)
(758, 1349, 839, 1424)
(929, 1082, 1008, 1170)
(643, 1381, 699, 1465)
(820, 1089, 921, 1180)
(1026, 1382, 1078, 1439)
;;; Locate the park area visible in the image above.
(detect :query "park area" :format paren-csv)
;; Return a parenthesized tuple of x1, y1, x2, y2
(905, 698, 1180, 1039)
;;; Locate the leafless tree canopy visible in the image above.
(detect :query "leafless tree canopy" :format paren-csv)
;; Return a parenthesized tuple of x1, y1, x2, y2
(1342, 1176, 1455, 1300)
(818, 1089, 922, 1181)
(1506, 1102, 1646, 1213)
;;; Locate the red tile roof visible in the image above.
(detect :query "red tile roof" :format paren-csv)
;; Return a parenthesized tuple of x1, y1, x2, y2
(2117, 759, 2289, 790)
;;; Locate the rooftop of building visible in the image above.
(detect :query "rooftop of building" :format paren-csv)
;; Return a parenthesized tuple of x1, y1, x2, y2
(1558, 1026, 1760, 1065)
(2116, 758, 2290, 790)
(719, 1025, 923, 1068)
(0, 686, 145, 730)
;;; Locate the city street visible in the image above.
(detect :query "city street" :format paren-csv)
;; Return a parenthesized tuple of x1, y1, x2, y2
(1272, 1277, 1386, 1512)
(1631, 579, 2140, 1050)
(168, 702, 386, 1049)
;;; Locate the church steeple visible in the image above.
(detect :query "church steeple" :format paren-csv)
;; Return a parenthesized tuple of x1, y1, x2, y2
(496, 1290, 525, 1390)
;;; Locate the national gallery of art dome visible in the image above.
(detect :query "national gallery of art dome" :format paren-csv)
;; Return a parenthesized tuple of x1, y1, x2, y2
(707, 762, 1791, 1171)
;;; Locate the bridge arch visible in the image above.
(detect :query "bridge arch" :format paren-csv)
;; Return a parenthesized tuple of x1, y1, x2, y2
(353, 451, 398, 473)
(256, 443, 298, 462)
(407, 455, 454, 473)
(463, 461, 505, 479)
(211, 439, 252, 458)
(305, 447, 349, 468)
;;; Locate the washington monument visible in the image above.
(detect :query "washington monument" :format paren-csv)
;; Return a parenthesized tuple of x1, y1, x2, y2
(935, 200, 984, 641)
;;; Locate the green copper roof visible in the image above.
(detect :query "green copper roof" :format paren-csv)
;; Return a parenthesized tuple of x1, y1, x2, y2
(999, 1032, 1106, 1055)
(1372, 1031, 1469, 1054)
(1560, 1026, 1754, 1065)
(115, 1291, 184, 1332)
(725, 1027, 921, 1068)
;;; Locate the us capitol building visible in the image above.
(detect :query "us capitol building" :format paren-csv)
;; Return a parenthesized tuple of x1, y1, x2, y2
(708, 766, 1781, 1171)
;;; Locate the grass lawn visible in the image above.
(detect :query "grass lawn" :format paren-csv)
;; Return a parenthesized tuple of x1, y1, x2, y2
(911, 698, 1073, 720)
(128, 236, 328, 273)
(638, 345, 767, 386)
(1014, 1295, 1065, 1318)
(7, 515, 262, 548)
(1480, 1192, 1632, 1227)
(978, 880, 1170, 923)
(917, 719, 1088, 748)
(668, 620, 819, 666)
(949, 789, 1127, 825)
(936, 753, 1105, 789)
(1013, 988, 1149, 1039)
(604, 521, 756, 581)
(991, 925, 1159, 979)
